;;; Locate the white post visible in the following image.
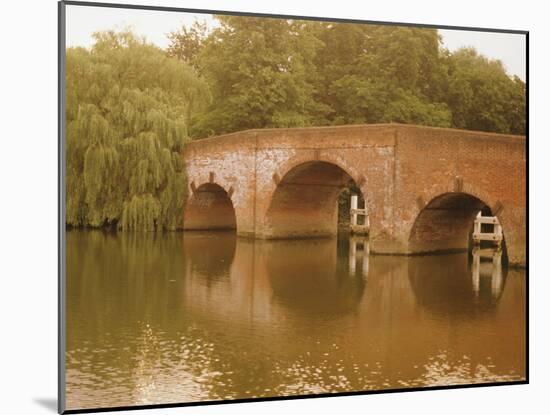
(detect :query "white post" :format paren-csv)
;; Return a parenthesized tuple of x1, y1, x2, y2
(351, 195, 358, 227)
(473, 211, 481, 245)
(495, 222, 503, 248)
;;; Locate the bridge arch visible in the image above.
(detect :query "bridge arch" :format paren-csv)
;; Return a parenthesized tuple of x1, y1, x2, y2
(263, 159, 367, 238)
(407, 189, 507, 258)
(270, 152, 372, 212)
(183, 182, 236, 231)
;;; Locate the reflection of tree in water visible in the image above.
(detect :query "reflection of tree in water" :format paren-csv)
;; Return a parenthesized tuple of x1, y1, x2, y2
(66, 230, 228, 408)
(407, 253, 508, 317)
(67, 230, 298, 407)
(263, 239, 365, 317)
(67, 230, 187, 334)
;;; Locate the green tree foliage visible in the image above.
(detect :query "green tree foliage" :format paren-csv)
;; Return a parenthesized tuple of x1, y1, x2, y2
(166, 20, 208, 69)
(309, 24, 452, 126)
(183, 16, 329, 137)
(66, 31, 209, 230)
(167, 20, 525, 138)
(445, 48, 526, 134)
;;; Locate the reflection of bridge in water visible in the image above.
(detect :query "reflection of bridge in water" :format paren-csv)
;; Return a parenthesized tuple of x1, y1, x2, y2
(181, 232, 509, 324)
(348, 235, 369, 278)
(471, 247, 504, 299)
(348, 233, 506, 300)
(176, 232, 523, 387)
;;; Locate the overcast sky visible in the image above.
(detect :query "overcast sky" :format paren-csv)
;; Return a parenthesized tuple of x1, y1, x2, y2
(66, 4, 526, 80)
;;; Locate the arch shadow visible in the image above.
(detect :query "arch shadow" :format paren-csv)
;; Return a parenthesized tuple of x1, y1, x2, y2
(183, 183, 236, 231)
(264, 161, 366, 239)
(408, 192, 508, 262)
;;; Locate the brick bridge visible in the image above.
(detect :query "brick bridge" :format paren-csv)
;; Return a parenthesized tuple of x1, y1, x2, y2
(182, 124, 526, 266)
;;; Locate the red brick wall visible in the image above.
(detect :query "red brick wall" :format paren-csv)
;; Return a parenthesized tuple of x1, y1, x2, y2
(392, 125, 526, 265)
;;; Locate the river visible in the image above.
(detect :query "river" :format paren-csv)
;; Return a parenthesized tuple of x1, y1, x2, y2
(65, 230, 526, 410)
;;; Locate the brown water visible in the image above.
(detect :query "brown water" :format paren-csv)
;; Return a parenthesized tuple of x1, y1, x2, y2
(65, 230, 526, 410)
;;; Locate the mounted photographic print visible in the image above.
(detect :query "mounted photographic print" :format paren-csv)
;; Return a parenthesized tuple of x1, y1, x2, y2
(58, 1, 528, 413)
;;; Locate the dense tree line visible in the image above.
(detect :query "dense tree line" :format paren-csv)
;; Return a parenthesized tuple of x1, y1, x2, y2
(167, 17, 525, 138)
(66, 19, 525, 231)
(66, 31, 208, 230)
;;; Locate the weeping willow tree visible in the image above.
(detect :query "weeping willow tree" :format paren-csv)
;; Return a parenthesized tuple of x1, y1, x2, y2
(66, 31, 210, 231)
